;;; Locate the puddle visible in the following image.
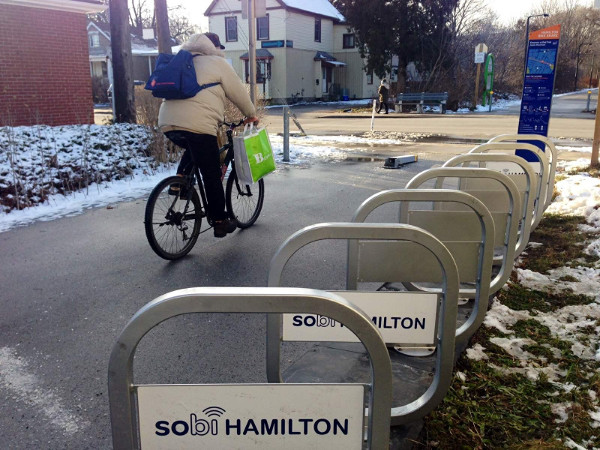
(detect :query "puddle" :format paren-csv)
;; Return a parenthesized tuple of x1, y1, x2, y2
(344, 156, 385, 162)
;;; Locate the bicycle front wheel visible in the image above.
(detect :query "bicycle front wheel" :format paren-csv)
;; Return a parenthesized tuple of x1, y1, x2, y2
(225, 167, 264, 228)
(144, 176, 203, 260)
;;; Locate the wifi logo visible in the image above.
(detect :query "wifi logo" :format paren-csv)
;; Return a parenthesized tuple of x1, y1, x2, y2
(203, 406, 226, 417)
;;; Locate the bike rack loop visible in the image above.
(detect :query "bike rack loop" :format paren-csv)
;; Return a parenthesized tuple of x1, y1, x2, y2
(468, 142, 549, 229)
(108, 287, 393, 450)
(266, 223, 460, 425)
(487, 134, 557, 210)
(350, 189, 494, 345)
(405, 167, 521, 297)
(442, 153, 536, 257)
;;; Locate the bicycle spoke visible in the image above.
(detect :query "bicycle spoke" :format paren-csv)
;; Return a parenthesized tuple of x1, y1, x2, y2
(145, 177, 203, 260)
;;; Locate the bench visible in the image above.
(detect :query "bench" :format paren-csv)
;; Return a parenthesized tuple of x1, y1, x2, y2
(395, 92, 448, 114)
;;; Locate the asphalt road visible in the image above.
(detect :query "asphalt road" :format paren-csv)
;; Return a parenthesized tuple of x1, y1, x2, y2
(2, 92, 596, 448)
(261, 89, 598, 143)
(0, 150, 448, 448)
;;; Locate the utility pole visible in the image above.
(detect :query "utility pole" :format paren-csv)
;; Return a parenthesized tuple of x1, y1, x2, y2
(155, 0, 172, 54)
(109, 0, 136, 123)
(248, 0, 257, 103)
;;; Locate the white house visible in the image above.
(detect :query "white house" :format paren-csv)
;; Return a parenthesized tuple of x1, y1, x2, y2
(205, 0, 381, 103)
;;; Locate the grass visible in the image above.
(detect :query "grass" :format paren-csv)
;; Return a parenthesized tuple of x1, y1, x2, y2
(416, 210, 600, 449)
(519, 214, 599, 273)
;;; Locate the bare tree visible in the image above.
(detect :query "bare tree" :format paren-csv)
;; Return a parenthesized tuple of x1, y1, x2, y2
(110, 0, 137, 123)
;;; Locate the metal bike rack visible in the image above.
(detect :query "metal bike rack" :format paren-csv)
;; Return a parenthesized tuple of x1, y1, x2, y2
(108, 287, 392, 449)
(468, 142, 550, 229)
(350, 189, 494, 345)
(488, 134, 557, 210)
(406, 167, 521, 297)
(266, 223, 460, 426)
(442, 153, 536, 257)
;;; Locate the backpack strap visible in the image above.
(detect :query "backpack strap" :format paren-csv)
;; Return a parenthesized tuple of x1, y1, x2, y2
(189, 54, 219, 91)
(198, 82, 221, 90)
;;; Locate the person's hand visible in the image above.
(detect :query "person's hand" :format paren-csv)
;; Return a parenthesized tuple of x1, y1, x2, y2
(244, 116, 259, 126)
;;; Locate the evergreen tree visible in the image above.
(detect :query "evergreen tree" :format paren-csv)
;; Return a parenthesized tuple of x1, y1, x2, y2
(332, 0, 460, 90)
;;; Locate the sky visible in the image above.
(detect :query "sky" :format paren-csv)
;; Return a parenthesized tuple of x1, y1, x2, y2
(173, 0, 594, 30)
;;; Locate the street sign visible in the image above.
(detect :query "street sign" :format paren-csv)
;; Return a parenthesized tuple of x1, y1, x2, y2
(474, 43, 488, 107)
(283, 291, 438, 344)
(518, 25, 561, 161)
(474, 43, 488, 63)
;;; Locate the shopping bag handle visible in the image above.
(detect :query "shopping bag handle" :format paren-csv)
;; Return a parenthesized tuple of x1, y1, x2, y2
(242, 122, 259, 136)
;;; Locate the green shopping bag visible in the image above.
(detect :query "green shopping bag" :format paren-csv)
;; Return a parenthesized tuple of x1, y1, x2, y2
(234, 125, 276, 184)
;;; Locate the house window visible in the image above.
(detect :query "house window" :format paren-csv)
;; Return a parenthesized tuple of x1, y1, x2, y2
(225, 16, 238, 42)
(366, 71, 373, 85)
(314, 18, 321, 42)
(343, 33, 355, 49)
(257, 15, 269, 40)
(89, 32, 100, 48)
(245, 60, 271, 83)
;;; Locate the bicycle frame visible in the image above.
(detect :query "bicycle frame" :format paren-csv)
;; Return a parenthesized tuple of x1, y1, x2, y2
(184, 122, 240, 228)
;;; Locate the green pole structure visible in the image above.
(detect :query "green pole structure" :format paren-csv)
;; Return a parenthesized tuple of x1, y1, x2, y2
(482, 53, 495, 108)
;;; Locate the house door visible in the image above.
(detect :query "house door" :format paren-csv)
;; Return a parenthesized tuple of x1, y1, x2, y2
(322, 67, 332, 94)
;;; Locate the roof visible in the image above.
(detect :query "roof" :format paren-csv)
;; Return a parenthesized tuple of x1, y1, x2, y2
(240, 49, 274, 60)
(205, 0, 344, 21)
(280, 0, 344, 21)
(87, 20, 179, 56)
(314, 51, 336, 61)
(314, 51, 346, 66)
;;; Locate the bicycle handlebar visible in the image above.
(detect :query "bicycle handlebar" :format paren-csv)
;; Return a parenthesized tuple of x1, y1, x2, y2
(222, 119, 245, 129)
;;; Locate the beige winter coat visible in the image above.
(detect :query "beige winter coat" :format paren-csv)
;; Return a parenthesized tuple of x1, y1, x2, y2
(158, 34, 256, 136)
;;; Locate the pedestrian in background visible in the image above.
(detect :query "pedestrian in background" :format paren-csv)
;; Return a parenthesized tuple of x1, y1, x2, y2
(377, 78, 390, 114)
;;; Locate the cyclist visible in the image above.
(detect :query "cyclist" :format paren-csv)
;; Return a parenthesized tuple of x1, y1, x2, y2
(158, 32, 259, 238)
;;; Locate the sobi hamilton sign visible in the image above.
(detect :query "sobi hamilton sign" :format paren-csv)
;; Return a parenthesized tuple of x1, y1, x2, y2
(283, 291, 438, 345)
(136, 384, 365, 449)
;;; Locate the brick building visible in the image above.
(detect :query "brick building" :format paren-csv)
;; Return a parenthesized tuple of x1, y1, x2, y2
(0, 0, 106, 127)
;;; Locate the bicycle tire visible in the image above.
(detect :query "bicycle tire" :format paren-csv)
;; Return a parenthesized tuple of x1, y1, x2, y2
(144, 176, 203, 260)
(225, 167, 264, 228)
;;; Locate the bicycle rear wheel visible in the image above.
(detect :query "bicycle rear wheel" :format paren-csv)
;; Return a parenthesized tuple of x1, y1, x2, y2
(225, 167, 264, 228)
(145, 176, 203, 260)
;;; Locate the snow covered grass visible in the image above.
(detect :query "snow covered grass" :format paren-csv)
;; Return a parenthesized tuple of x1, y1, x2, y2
(0, 123, 413, 232)
(422, 160, 600, 448)
(0, 124, 159, 214)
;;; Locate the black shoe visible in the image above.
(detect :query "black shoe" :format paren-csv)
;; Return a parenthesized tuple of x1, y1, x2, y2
(214, 218, 237, 238)
(168, 184, 187, 197)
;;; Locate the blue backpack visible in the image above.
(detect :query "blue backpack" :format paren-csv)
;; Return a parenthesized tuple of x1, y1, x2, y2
(145, 50, 220, 100)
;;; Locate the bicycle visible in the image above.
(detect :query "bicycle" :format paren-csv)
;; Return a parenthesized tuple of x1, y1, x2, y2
(144, 119, 265, 260)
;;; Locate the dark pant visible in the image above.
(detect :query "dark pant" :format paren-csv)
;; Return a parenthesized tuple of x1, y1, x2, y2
(165, 130, 227, 221)
(377, 98, 389, 113)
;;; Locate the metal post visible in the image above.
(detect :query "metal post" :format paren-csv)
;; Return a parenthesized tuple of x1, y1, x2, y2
(592, 105, 600, 166)
(283, 106, 290, 162)
(370, 99, 376, 131)
(587, 90, 592, 112)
